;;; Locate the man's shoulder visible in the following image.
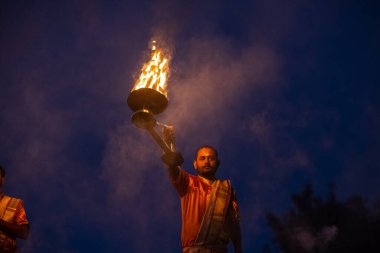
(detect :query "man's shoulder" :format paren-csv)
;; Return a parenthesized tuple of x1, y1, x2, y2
(217, 178, 231, 183)
(0, 195, 24, 211)
(0, 194, 23, 205)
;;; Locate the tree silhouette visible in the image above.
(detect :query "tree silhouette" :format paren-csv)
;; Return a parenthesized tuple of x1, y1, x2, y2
(266, 183, 380, 252)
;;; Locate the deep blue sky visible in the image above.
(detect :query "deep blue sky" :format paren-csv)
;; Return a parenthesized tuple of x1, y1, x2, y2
(1, 1, 379, 252)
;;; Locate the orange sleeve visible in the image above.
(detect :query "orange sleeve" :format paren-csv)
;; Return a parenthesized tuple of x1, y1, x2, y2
(14, 200, 29, 225)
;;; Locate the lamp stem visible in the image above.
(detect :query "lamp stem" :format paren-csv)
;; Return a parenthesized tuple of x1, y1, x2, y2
(146, 127, 172, 154)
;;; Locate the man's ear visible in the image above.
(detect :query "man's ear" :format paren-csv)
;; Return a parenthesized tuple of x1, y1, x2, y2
(193, 160, 197, 171)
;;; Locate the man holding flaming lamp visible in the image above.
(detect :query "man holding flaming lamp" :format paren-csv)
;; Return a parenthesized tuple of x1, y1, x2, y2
(127, 42, 242, 253)
(162, 146, 242, 253)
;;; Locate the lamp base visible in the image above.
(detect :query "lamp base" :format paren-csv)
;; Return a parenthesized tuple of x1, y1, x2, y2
(131, 109, 157, 129)
(127, 88, 168, 115)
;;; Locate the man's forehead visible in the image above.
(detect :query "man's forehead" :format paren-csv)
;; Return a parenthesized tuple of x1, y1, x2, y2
(197, 148, 216, 157)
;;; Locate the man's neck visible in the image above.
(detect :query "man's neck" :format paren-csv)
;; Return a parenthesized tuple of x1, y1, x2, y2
(198, 174, 217, 182)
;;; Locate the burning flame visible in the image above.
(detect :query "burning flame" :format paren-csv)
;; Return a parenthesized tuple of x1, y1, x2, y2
(132, 41, 169, 96)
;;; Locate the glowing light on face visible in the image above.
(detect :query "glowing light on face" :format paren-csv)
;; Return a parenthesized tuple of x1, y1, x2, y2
(132, 41, 169, 96)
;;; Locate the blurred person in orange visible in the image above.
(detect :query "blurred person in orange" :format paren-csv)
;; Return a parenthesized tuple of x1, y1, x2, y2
(162, 145, 242, 253)
(0, 165, 29, 253)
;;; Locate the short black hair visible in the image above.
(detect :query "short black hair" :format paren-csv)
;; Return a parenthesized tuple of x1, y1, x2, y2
(195, 145, 219, 159)
(0, 164, 5, 178)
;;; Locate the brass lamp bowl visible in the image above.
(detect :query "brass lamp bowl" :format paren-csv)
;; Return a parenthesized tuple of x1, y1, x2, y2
(127, 88, 168, 129)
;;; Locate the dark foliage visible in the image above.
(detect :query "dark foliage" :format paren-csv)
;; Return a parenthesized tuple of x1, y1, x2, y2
(266, 183, 380, 252)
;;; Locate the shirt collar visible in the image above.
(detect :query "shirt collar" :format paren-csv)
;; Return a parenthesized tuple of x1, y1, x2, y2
(197, 175, 217, 185)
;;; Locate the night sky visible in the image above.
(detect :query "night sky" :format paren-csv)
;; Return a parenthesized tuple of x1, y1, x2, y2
(1, 0, 379, 252)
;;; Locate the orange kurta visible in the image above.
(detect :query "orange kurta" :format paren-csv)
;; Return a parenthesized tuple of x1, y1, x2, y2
(169, 168, 240, 252)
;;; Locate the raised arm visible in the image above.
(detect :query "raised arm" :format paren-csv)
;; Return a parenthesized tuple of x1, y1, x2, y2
(161, 151, 184, 179)
(161, 151, 191, 196)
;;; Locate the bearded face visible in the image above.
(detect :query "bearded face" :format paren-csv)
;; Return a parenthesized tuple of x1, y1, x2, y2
(193, 147, 219, 179)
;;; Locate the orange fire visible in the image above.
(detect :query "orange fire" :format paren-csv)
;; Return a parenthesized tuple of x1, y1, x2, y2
(132, 41, 169, 96)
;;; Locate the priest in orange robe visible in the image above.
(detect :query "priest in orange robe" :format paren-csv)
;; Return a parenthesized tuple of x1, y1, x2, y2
(162, 145, 242, 253)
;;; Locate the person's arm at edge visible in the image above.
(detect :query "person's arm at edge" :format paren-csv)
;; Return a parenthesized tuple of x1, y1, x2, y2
(0, 219, 29, 239)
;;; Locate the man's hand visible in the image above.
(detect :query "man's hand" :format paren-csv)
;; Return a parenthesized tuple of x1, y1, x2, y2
(161, 151, 184, 167)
